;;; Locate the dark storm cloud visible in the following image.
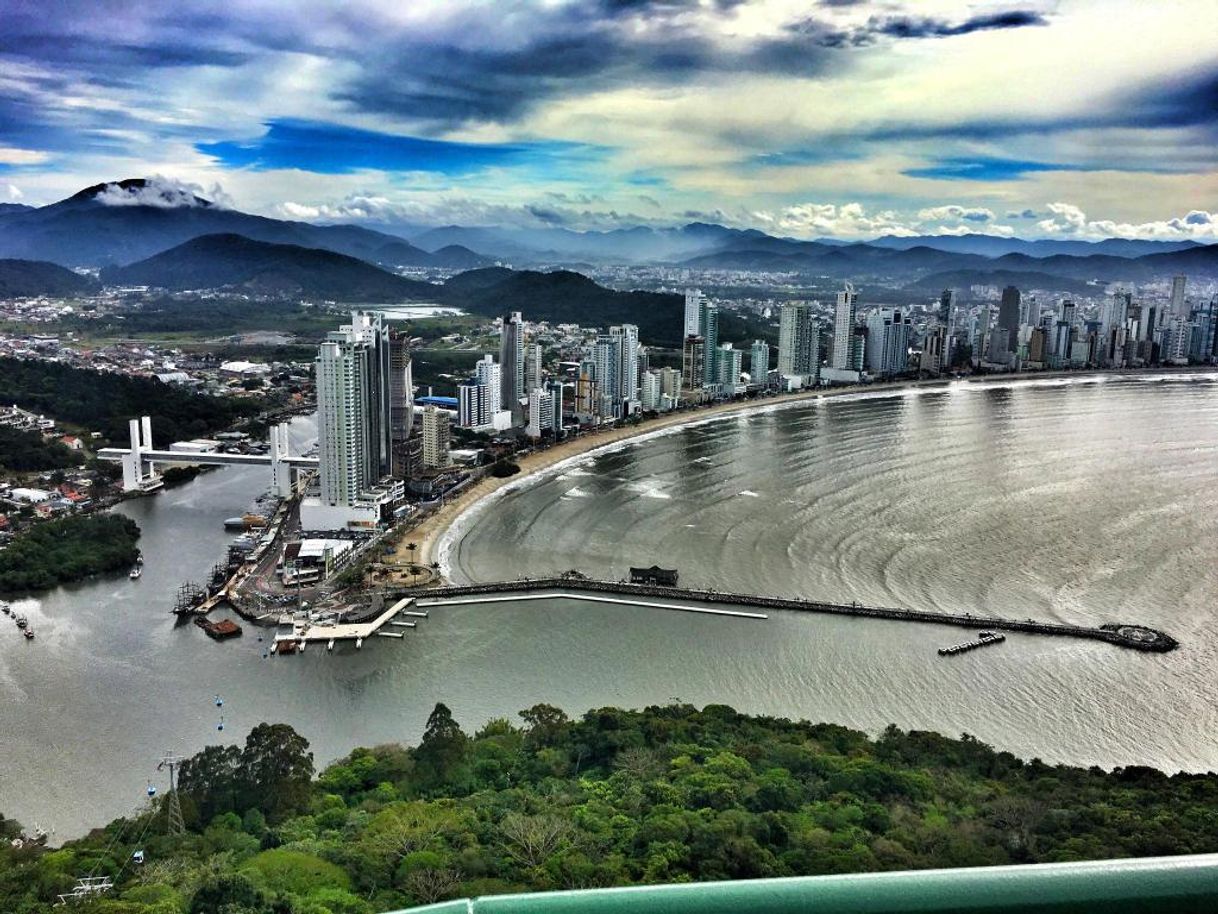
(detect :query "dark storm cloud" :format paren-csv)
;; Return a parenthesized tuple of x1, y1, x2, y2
(802, 8, 1049, 49)
(871, 11, 1049, 40)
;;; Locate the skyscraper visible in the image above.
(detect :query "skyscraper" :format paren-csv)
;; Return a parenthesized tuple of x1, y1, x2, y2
(921, 325, 946, 375)
(458, 355, 501, 429)
(749, 340, 770, 380)
(1171, 275, 1188, 318)
(683, 289, 705, 337)
(700, 300, 719, 386)
(865, 309, 910, 378)
(388, 329, 414, 478)
(315, 311, 391, 509)
(831, 282, 858, 370)
(421, 406, 451, 469)
(682, 335, 705, 392)
(499, 311, 525, 422)
(778, 302, 819, 380)
(713, 343, 742, 390)
(592, 333, 620, 418)
(610, 324, 640, 407)
(999, 286, 1021, 353)
(939, 288, 957, 328)
(525, 387, 554, 439)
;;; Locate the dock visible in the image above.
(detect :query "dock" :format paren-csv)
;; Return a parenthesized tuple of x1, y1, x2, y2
(939, 631, 1005, 656)
(273, 597, 420, 653)
(417, 592, 767, 620)
(392, 578, 1179, 653)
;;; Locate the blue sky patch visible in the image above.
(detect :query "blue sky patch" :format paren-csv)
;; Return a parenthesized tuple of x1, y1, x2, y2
(196, 119, 602, 175)
(903, 156, 1089, 181)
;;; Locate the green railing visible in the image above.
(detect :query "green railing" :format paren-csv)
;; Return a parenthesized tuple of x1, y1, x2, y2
(389, 854, 1218, 913)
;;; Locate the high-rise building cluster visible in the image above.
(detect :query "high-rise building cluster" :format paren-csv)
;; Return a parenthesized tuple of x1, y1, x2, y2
(302, 310, 406, 531)
(963, 275, 1217, 371)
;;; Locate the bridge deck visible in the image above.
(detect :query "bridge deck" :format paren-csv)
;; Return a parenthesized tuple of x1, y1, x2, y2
(96, 447, 318, 468)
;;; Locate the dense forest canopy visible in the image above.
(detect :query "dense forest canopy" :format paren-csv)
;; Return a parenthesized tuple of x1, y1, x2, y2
(2, 703, 1216, 913)
(0, 513, 140, 592)
(0, 424, 84, 472)
(0, 359, 260, 443)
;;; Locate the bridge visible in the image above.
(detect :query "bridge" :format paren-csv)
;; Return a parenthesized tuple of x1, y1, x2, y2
(400, 576, 1179, 652)
(97, 416, 318, 496)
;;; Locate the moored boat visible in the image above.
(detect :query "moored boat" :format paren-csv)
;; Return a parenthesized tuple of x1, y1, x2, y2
(23, 629, 34, 640)
(129, 566, 142, 580)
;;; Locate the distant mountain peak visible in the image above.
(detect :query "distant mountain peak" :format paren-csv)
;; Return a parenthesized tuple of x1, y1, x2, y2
(63, 177, 214, 209)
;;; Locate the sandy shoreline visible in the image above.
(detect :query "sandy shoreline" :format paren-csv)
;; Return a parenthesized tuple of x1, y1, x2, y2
(394, 366, 1214, 581)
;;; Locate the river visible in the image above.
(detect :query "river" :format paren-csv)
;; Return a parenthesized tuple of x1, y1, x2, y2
(1, 374, 1216, 840)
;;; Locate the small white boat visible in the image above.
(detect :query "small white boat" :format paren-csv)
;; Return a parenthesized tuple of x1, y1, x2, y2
(129, 567, 142, 580)
(15, 616, 28, 629)
(23, 629, 34, 641)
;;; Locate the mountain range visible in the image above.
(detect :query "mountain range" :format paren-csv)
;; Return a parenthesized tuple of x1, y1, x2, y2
(0, 179, 490, 271)
(1, 180, 1216, 306)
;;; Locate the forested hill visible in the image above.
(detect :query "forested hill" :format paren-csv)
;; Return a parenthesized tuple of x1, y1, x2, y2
(0, 358, 260, 442)
(3, 704, 1216, 913)
(100, 234, 438, 302)
(0, 258, 98, 298)
(441, 268, 684, 345)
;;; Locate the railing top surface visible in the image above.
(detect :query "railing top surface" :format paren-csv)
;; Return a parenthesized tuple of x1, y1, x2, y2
(388, 854, 1218, 914)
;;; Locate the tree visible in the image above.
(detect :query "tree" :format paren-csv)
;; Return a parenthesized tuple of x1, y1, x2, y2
(519, 703, 569, 747)
(178, 744, 242, 824)
(188, 872, 265, 914)
(498, 813, 578, 868)
(239, 723, 314, 822)
(414, 704, 467, 788)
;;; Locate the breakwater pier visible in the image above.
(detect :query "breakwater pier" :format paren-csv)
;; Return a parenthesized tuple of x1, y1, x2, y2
(396, 577, 1179, 653)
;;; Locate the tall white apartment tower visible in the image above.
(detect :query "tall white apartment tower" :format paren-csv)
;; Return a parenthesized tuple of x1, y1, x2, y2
(832, 282, 859, 370)
(684, 289, 705, 337)
(315, 311, 391, 508)
(611, 324, 640, 406)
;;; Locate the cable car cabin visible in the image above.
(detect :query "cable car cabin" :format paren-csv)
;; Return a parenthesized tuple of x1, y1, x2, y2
(630, 566, 679, 587)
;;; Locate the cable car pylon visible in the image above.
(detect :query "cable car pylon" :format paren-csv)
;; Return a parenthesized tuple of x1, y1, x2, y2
(156, 751, 186, 836)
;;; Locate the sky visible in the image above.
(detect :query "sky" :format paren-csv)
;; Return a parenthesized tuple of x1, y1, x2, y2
(1, 0, 1216, 240)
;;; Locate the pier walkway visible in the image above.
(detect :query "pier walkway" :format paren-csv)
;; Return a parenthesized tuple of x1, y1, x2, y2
(272, 596, 422, 652)
(395, 578, 1178, 652)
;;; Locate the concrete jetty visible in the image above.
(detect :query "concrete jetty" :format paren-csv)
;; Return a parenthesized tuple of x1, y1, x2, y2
(417, 592, 767, 620)
(274, 596, 419, 652)
(395, 578, 1178, 652)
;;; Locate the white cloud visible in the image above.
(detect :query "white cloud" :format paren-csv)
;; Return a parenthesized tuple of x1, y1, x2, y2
(95, 175, 233, 209)
(757, 201, 919, 237)
(0, 147, 49, 166)
(6, 184, 22, 200)
(917, 204, 995, 223)
(1037, 202, 1218, 240)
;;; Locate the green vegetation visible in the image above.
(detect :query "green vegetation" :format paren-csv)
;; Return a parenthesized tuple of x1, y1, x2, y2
(72, 297, 341, 338)
(4, 703, 1218, 912)
(0, 513, 139, 592)
(490, 460, 521, 478)
(0, 358, 260, 442)
(0, 425, 84, 472)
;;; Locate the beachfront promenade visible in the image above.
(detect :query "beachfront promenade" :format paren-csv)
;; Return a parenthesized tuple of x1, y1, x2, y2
(396, 577, 1179, 653)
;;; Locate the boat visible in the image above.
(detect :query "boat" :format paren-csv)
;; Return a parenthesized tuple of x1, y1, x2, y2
(223, 517, 246, 530)
(1, 601, 10, 616)
(129, 566, 142, 580)
(15, 616, 28, 629)
(23, 629, 34, 640)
